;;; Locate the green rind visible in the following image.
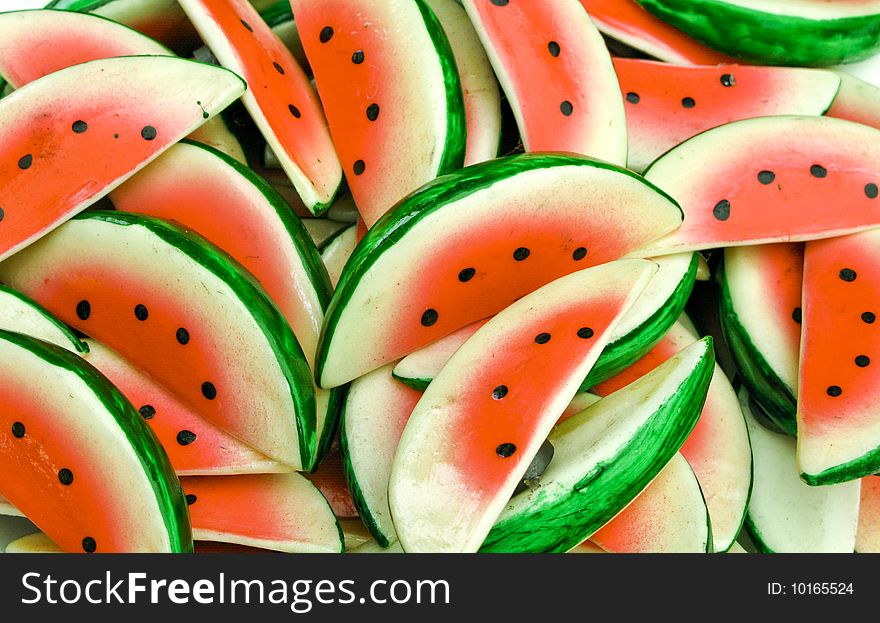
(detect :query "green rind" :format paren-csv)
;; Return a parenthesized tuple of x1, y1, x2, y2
(635, 0, 880, 66)
(74, 211, 317, 468)
(315, 220, 354, 254)
(259, 0, 293, 28)
(0, 282, 88, 354)
(44, 0, 116, 8)
(717, 257, 797, 436)
(0, 328, 192, 553)
(480, 337, 715, 553)
(800, 448, 880, 487)
(390, 371, 431, 392)
(743, 513, 774, 554)
(316, 153, 682, 387)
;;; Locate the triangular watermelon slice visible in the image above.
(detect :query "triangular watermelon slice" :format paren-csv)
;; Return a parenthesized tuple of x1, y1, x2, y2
(0, 329, 191, 553)
(316, 154, 682, 389)
(635, 116, 880, 256)
(0, 282, 86, 354)
(0, 55, 245, 262)
(827, 71, 880, 131)
(178, 0, 342, 214)
(388, 259, 656, 552)
(799, 229, 880, 484)
(464, 0, 626, 165)
(0, 211, 316, 468)
(614, 59, 841, 172)
(856, 476, 880, 553)
(290, 0, 466, 227)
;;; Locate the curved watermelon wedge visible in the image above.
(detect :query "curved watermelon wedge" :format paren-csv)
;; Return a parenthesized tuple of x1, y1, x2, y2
(181, 474, 343, 553)
(316, 154, 682, 389)
(0, 55, 245, 262)
(178, 0, 342, 214)
(799, 230, 880, 485)
(290, 0, 466, 227)
(481, 337, 713, 553)
(464, 0, 625, 165)
(321, 224, 357, 289)
(635, 116, 880, 256)
(0, 329, 191, 553)
(109, 139, 340, 467)
(0, 211, 316, 468)
(856, 476, 880, 553)
(614, 60, 840, 172)
(388, 259, 656, 552)
(0, 283, 86, 354)
(827, 72, 880, 131)
(720, 244, 803, 436)
(590, 453, 711, 553)
(0, 9, 246, 164)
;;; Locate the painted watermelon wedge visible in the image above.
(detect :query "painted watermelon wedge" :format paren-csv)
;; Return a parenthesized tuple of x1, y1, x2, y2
(426, 0, 501, 166)
(720, 244, 803, 437)
(0, 329, 191, 553)
(799, 230, 880, 485)
(635, 116, 880, 256)
(392, 320, 489, 391)
(178, 0, 342, 214)
(592, 320, 752, 552)
(741, 388, 860, 553)
(316, 154, 682, 389)
(0, 282, 86, 354)
(828, 72, 880, 133)
(0, 55, 245, 262)
(0, 211, 316, 468)
(109, 139, 340, 467)
(590, 453, 711, 553)
(614, 60, 841, 172)
(856, 476, 880, 552)
(388, 259, 657, 553)
(0, 9, 246, 164)
(290, 0, 466, 227)
(181, 474, 343, 553)
(463, 0, 625, 165)
(321, 224, 357, 289)
(635, 0, 880, 66)
(481, 337, 713, 553)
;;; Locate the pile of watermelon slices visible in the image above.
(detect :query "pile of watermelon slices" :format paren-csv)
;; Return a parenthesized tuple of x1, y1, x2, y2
(2, 0, 880, 555)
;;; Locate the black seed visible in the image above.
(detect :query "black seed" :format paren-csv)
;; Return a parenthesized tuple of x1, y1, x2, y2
(577, 327, 594, 339)
(535, 332, 551, 344)
(625, 92, 640, 104)
(713, 199, 731, 221)
(177, 430, 197, 446)
(366, 103, 380, 121)
(458, 267, 476, 282)
(560, 101, 574, 116)
(681, 97, 696, 108)
(319, 26, 334, 43)
(839, 268, 857, 282)
(421, 309, 438, 327)
(863, 311, 876, 324)
(866, 183, 879, 199)
(491, 0, 509, 5)
(826, 385, 842, 397)
(72, 120, 88, 134)
(810, 164, 827, 178)
(82, 537, 96, 553)
(513, 247, 530, 261)
(202, 112, 209, 119)
(241, 19, 253, 32)
(186, 494, 198, 506)
(492, 385, 508, 400)
(139, 405, 156, 420)
(353, 160, 366, 175)
(114, 133, 119, 139)
(548, 41, 561, 57)
(76, 300, 91, 321)
(58, 469, 74, 485)
(201, 383, 216, 400)
(134, 304, 149, 321)
(720, 73, 735, 87)
(496, 443, 516, 458)
(856, 355, 871, 367)
(757, 170, 775, 184)
(18, 154, 32, 169)
(176, 328, 190, 345)
(0, 207, 4, 222)
(792, 307, 802, 324)
(11, 422, 25, 438)
(288, 104, 301, 118)
(141, 126, 157, 141)
(572, 247, 587, 261)
(273, 61, 285, 75)
(352, 50, 364, 64)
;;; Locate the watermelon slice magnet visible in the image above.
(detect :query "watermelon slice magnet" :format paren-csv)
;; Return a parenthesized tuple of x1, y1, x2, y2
(388, 259, 657, 553)
(316, 154, 682, 389)
(0, 212, 316, 469)
(0, 329, 192, 553)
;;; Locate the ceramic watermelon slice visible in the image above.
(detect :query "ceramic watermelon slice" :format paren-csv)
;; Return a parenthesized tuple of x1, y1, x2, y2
(798, 230, 880, 484)
(856, 476, 880, 552)
(720, 244, 803, 437)
(0, 329, 191, 553)
(316, 154, 682, 389)
(614, 60, 841, 172)
(0, 211, 316, 468)
(109, 139, 340, 467)
(0, 55, 245, 262)
(321, 224, 357, 289)
(827, 72, 880, 131)
(590, 453, 711, 553)
(178, 0, 342, 214)
(290, 0, 466, 227)
(463, 0, 625, 165)
(0, 283, 86, 354)
(481, 337, 713, 553)
(302, 218, 350, 251)
(181, 474, 343, 553)
(388, 259, 656, 553)
(635, 0, 880, 66)
(635, 116, 880, 256)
